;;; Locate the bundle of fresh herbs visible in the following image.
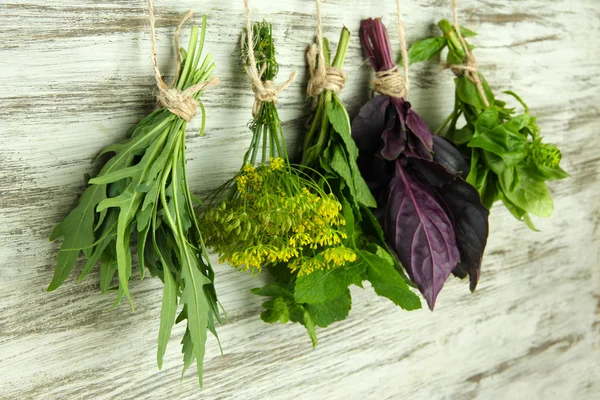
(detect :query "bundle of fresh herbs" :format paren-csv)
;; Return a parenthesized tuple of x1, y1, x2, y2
(352, 18, 490, 309)
(408, 19, 569, 229)
(199, 20, 363, 345)
(48, 12, 220, 387)
(246, 20, 424, 343)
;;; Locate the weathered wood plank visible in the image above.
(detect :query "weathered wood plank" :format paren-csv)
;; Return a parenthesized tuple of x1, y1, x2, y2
(1, 0, 599, 399)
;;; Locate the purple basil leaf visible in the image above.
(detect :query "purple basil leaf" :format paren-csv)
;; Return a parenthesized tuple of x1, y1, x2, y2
(408, 157, 457, 187)
(405, 105, 433, 152)
(351, 95, 391, 153)
(381, 119, 406, 160)
(432, 136, 469, 179)
(384, 160, 460, 310)
(437, 179, 489, 292)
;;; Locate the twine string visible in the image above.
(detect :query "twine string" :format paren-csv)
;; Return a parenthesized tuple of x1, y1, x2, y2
(373, 0, 409, 98)
(148, 0, 219, 122)
(446, 0, 490, 107)
(243, 0, 297, 117)
(306, 0, 347, 101)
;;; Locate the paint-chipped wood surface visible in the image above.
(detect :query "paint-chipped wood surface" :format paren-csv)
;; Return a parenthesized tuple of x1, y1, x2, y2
(1, 0, 599, 398)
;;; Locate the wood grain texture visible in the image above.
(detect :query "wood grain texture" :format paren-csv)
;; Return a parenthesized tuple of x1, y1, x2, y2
(1, 0, 599, 399)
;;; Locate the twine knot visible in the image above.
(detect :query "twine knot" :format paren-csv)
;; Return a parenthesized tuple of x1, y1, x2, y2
(373, 66, 407, 98)
(243, 1, 297, 118)
(306, 44, 347, 99)
(148, 1, 219, 123)
(445, 0, 490, 107)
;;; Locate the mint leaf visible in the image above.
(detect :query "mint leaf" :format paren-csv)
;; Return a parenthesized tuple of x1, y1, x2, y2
(294, 260, 366, 304)
(289, 304, 318, 347)
(306, 289, 352, 328)
(361, 246, 421, 310)
(260, 297, 290, 324)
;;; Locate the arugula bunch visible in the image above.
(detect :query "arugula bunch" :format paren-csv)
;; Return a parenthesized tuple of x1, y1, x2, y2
(48, 18, 220, 386)
(409, 19, 569, 229)
(249, 26, 422, 345)
(352, 18, 490, 309)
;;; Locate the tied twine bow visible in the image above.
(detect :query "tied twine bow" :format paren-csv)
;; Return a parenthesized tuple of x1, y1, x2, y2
(445, 0, 490, 107)
(306, 0, 347, 103)
(372, 0, 410, 98)
(148, 0, 220, 122)
(243, 0, 297, 117)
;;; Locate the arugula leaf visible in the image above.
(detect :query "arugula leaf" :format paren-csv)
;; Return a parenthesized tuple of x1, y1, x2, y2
(157, 267, 178, 369)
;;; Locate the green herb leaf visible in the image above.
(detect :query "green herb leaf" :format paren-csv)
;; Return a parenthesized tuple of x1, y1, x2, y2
(157, 267, 178, 369)
(361, 246, 421, 310)
(499, 166, 553, 218)
(405, 37, 447, 64)
(306, 289, 352, 328)
(260, 297, 290, 324)
(294, 260, 366, 304)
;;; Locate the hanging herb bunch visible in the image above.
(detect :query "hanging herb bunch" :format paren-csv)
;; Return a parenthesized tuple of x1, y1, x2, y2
(407, 15, 569, 229)
(199, 19, 362, 344)
(351, 17, 490, 309)
(242, 2, 423, 345)
(48, 8, 221, 387)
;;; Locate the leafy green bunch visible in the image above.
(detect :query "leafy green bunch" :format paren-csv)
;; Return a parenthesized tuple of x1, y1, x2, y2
(198, 21, 357, 341)
(250, 27, 422, 346)
(48, 17, 220, 386)
(409, 20, 569, 228)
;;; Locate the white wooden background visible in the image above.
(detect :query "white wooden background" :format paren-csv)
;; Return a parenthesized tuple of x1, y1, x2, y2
(1, 0, 599, 399)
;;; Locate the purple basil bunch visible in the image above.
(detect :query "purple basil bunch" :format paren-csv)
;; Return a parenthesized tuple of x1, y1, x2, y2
(352, 18, 490, 309)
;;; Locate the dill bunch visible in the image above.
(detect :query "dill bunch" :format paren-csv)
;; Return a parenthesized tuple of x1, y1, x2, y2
(200, 159, 355, 275)
(199, 21, 350, 276)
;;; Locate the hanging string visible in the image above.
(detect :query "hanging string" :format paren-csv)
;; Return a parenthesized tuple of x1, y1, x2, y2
(373, 0, 409, 98)
(242, 0, 297, 117)
(446, 0, 489, 107)
(306, 0, 347, 102)
(148, 0, 220, 122)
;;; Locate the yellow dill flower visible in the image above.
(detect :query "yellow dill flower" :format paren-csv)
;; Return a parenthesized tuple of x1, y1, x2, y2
(323, 246, 357, 267)
(269, 157, 285, 170)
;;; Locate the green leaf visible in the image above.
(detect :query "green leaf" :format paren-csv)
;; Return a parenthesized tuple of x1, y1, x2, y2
(259, 297, 290, 324)
(99, 245, 117, 294)
(251, 283, 294, 299)
(360, 247, 421, 310)
(474, 107, 499, 135)
(405, 37, 447, 64)
(180, 246, 212, 388)
(306, 289, 351, 328)
(460, 26, 477, 38)
(469, 115, 530, 167)
(452, 126, 475, 145)
(327, 95, 377, 208)
(289, 305, 318, 347)
(294, 260, 366, 304)
(157, 267, 178, 369)
(47, 183, 107, 291)
(499, 166, 553, 218)
(180, 328, 196, 379)
(456, 75, 495, 110)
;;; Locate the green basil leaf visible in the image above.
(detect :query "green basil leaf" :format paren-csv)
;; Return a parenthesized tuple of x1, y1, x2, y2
(499, 166, 553, 218)
(456, 75, 495, 110)
(405, 37, 447, 64)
